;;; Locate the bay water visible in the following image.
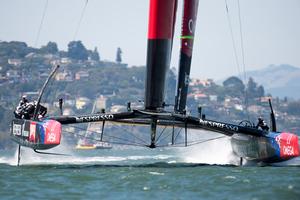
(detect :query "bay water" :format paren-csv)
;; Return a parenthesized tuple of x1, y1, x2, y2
(1, 137, 299, 200)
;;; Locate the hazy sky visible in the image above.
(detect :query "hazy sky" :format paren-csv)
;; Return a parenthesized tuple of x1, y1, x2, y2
(0, 0, 299, 80)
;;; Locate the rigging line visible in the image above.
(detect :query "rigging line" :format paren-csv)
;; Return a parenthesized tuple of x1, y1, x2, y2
(224, 0, 242, 80)
(101, 136, 146, 147)
(26, 0, 48, 76)
(237, 0, 247, 83)
(156, 128, 172, 144)
(237, 0, 250, 120)
(156, 128, 183, 146)
(174, 128, 182, 142)
(73, 0, 89, 40)
(34, 0, 49, 47)
(157, 135, 227, 147)
(155, 126, 167, 143)
(156, 128, 176, 145)
(103, 141, 147, 147)
(71, 130, 146, 147)
(64, 128, 146, 147)
(110, 121, 149, 144)
(65, 124, 147, 146)
(187, 136, 227, 146)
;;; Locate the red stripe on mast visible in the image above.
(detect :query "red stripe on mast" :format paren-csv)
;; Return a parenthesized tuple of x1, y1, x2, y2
(181, 0, 199, 56)
(148, 0, 177, 39)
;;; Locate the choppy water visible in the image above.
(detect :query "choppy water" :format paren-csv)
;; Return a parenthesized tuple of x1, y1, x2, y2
(1, 138, 300, 200)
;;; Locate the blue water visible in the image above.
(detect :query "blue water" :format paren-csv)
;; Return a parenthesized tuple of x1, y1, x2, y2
(1, 142, 300, 200)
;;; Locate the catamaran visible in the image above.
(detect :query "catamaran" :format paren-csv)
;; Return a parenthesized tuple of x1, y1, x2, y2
(11, 0, 299, 166)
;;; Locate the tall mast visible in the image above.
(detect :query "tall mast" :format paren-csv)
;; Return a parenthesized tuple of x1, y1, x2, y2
(174, 0, 199, 113)
(144, 0, 178, 111)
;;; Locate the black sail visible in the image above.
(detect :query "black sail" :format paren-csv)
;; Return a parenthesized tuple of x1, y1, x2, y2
(174, 0, 199, 113)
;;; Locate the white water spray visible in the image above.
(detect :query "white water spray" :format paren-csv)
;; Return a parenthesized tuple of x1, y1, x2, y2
(177, 130, 238, 165)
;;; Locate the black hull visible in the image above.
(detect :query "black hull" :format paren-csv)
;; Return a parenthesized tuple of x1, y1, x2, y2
(11, 136, 59, 150)
(11, 119, 61, 150)
(231, 133, 296, 163)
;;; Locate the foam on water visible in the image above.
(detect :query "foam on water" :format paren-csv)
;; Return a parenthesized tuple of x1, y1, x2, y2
(0, 153, 17, 165)
(177, 130, 238, 165)
(2, 143, 178, 166)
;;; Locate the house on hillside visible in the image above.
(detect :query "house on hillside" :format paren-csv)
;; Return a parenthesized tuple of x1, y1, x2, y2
(61, 57, 71, 64)
(76, 97, 91, 110)
(209, 95, 218, 102)
(21, 92, 39, 101)
(247, 105, 266, 115)
(0, 76, 8, 85)
(95, 95, 107, 112)
(224, 97, 243, 111)
(55, 70, 73, 81)
(38, 71, 50, 79)
(190, 78, 214, 87)
(6, 70, 20, 79)
(75, 71, 89, 80)
(110, 105, 127, 113)
(25, 52, 37, 58)
(188, 92, 209, 101)
(8, 59, 22, 66)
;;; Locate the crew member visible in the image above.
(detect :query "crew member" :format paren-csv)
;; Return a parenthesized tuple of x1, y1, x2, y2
(19, 95, 28, 106)
(14, 96, 29, 119)
(16, 101, 35, 119)
(14, 98, 47, 120)
(23, 101, 48, 119)
(256, 117, 269, 131)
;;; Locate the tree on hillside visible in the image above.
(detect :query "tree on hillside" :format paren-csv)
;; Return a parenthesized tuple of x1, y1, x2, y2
(116, 47, 122, 63)
(257, 85, 265, 97)
(246, 77, 257, 97)
(246, 77, 265, 101)
(40, 41, 58, 54)
(67, 41, 88, 60)
(90, 47, 100, 61)
(223, 76, 245, 97)
(0, 41, 32, 58)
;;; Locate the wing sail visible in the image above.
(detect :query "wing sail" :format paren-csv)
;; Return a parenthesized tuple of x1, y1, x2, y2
(175, 0, 199, 113)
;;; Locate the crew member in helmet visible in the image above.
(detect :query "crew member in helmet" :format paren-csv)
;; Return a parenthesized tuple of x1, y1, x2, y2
(19, 95, 28, 106)
(14, 97, 47, 120)
(256, 117, 269, 131)
(14, 95, 29, 119)
(23, 101, 47, 119)
(22, 101, 36, 119)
